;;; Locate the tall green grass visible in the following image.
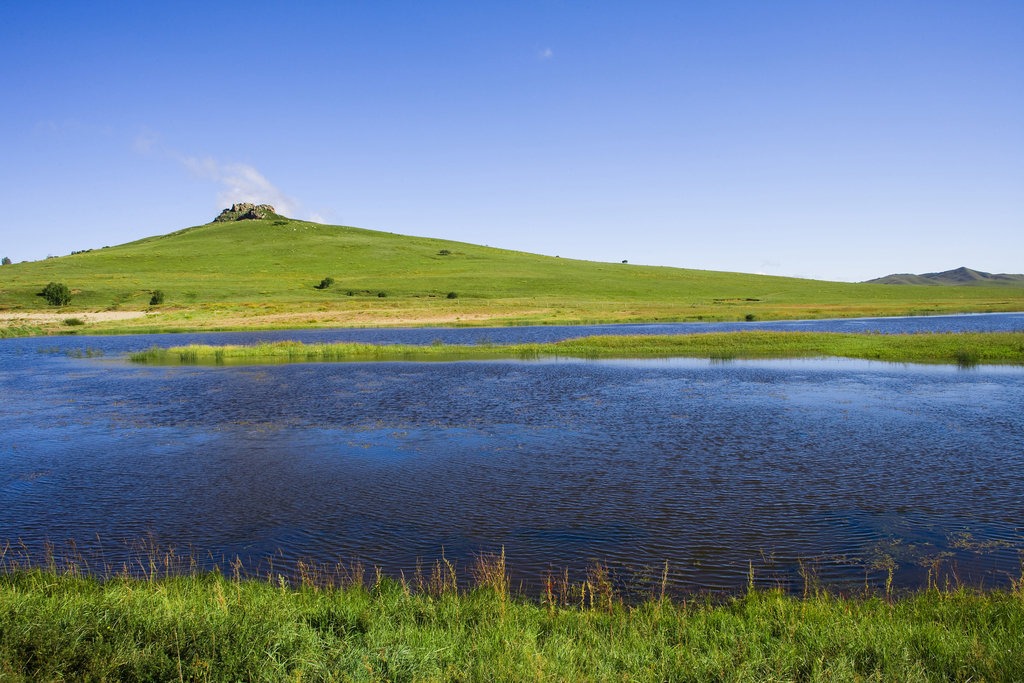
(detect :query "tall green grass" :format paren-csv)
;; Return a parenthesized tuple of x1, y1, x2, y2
(0, 325, 41, 339)
(2, 555, 1022, 682)
(129, 331, 1024, 366)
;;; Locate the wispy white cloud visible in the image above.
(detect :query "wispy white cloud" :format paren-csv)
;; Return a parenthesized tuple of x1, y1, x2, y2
(308, 207, 340, 225)
(538, 47, 553, 60)
(179, 156, 302, 217)
(132, 128, 160, 154)
(128, 128, 335, 221)
(33, 118, 114, 138)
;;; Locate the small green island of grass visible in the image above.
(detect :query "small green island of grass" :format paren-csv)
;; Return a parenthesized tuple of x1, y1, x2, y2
(129, 330, 1024, 367)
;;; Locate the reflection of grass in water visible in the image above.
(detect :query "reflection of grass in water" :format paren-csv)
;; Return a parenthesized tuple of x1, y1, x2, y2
(811, 528, 1023, 599)
(36, 346, 104, 357)
(954, 347, 981, 367)
(129, 331, 1024, 366)
(2, 540, 1023, 681)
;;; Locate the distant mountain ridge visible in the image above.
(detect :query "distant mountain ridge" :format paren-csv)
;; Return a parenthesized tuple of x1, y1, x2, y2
(866, 267, 1024, 287)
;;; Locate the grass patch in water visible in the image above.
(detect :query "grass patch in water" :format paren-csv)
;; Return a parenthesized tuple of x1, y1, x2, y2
(128, 331, 1024, 366)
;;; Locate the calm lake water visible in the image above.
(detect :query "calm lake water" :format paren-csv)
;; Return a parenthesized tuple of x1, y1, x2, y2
(2, 313, 1023, 595)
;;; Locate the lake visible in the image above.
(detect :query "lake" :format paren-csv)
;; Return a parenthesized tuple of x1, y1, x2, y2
(2, 312, 1022, 596)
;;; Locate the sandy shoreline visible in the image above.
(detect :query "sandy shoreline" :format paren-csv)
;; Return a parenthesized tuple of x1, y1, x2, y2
(0, 311, 152, 324)
(200, 309, 552, 327)
(0, 308, 551, 331)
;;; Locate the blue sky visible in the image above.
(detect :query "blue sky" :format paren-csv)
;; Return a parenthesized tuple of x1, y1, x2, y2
(2, 1, 1021, 281)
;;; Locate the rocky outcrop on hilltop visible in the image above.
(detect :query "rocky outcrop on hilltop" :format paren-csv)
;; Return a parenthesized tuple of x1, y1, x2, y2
(214, 203, 278, 222)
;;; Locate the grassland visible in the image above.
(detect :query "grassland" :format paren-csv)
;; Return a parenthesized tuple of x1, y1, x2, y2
(129, 331, 1024, 367)
(2, 563, 1022, 682)
(2, 215, 1023, 336)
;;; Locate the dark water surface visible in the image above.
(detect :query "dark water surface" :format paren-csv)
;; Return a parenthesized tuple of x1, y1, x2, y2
(2, 313, 1023, 595)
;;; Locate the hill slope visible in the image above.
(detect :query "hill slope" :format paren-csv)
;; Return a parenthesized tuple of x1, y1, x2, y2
(866, 267, 1024, 287)
(2, 216, 1022, 334)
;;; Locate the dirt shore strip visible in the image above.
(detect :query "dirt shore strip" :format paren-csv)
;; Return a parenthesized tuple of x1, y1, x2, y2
(0, 311, 153, 324)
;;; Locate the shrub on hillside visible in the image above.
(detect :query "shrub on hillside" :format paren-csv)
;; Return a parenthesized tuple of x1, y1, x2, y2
(377, 292, 387, 298)
(315, 277, 335, 290)
(447, 292, 458, 299)
(438, 249, 451, 256)
(41, 282, 72, 306)
(150, 290, 165, 305)
(1, 256, 10, 266)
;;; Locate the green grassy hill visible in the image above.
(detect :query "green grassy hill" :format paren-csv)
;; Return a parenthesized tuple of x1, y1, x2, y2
(2, 215, 1022, 334)
(866, 267, 1024, 287)
(0, 214, 803, 307)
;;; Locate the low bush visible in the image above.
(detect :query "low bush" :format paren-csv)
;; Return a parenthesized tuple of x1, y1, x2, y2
(149, 290, 165, 305)
(315, 277, 335, 290)
(63, 318, 85, 326)
(438, 249, 451, 256)
(40, 282, 72, 306)
(1, 256, 10, 266)
(377, 291, 387, 298)
(447, 291, 458, 299)
(745, 313, 757, 322)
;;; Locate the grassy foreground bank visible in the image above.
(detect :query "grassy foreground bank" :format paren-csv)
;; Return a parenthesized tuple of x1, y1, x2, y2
(2, 568, 1022, 682)
(130, 331, 1024, 366)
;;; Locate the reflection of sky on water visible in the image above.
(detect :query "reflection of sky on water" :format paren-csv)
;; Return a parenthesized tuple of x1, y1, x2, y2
(1, 314, 1022, 594)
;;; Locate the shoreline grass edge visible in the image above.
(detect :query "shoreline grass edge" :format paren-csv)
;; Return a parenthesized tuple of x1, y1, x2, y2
(128, 331, 1024, 367)
(2, 564, 1022, 681)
